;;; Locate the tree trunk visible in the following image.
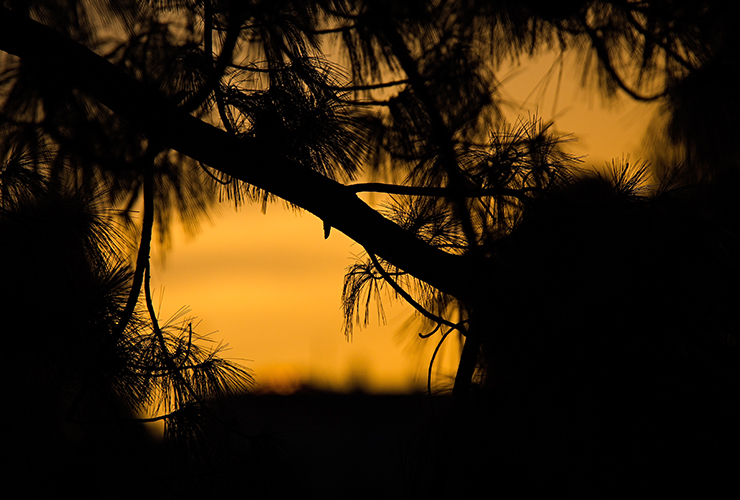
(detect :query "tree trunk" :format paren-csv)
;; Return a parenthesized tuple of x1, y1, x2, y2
(452, 319, 481, 399)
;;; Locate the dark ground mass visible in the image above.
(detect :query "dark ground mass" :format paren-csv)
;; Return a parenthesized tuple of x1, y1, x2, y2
(9, 379, 740, 499)
(197, 393, 738, 498)
(153, 386, 738, 499)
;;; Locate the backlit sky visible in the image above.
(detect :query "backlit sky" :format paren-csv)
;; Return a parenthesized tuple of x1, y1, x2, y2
(150, 52, 658, 394)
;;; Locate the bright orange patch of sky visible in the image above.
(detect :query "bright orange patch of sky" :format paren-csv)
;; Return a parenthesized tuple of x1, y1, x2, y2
(150, 52, 658, 394)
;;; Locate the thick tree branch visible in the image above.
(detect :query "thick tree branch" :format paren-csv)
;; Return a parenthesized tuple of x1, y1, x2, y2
(0, 7, 481, 302)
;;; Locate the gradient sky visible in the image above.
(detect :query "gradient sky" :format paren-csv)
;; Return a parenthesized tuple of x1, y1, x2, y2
(150, 51, 658, 394)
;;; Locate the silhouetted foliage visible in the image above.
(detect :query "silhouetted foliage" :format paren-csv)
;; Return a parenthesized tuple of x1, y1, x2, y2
(1, 150, 252, 496)
(1, 0, 739, 496)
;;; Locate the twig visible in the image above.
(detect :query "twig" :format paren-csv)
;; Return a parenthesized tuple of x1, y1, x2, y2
(349, 182, 537, 200)
(367, 251, 457, 329)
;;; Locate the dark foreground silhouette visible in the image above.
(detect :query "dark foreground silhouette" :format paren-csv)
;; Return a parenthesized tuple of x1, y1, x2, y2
(198, 172, 739, 498)
(6, 172, 739, 499)
(9, 384, 739, 499)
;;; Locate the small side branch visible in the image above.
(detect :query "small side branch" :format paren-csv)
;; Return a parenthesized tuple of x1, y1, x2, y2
(583, 21, 666, 102)
(199, 161, 233, 184)
(326, 78, 410, 92)
(111, 148, 158, 341)
(180, 0, 242, 114)
(625, 11, 694, 72)
(427, 325, 457, 396)
(367, 251, 457, 330)
(367, 252, 465, 396)
(350, 182, 536, 200)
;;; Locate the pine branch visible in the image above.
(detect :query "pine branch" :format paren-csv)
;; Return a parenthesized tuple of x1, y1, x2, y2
(0, 7, 481, 302)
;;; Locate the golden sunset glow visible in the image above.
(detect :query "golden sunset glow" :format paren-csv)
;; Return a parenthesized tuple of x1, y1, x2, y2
(150, 52, 658, 394)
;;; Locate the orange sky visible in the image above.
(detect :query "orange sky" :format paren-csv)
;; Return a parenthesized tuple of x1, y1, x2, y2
(150, 52, 658, 394)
